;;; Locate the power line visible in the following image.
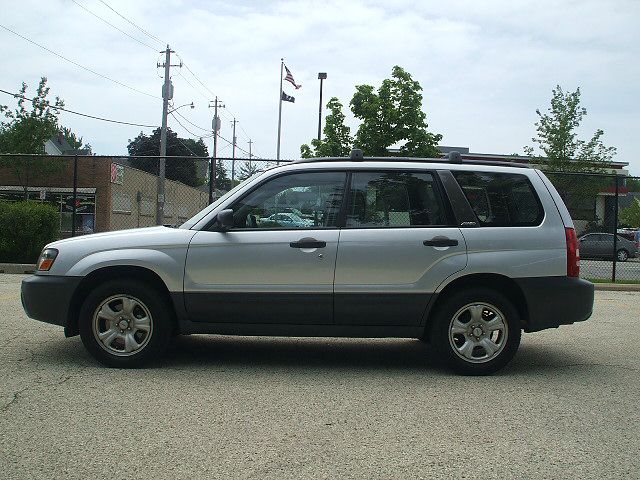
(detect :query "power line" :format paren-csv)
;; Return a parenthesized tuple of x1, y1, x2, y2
(176, 72, 210, 102)
(171, 108, 211, 133)
(98, 0, 165, 46)
(169, 111, 200, 138)
(0, 23, 159, 99)
(71, 0, 157, 51)
(178, 56, 217, 99)
(0, 88, 158, 128)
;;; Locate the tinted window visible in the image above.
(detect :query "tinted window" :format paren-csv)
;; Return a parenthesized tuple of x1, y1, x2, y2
(346, 171, 449, 228)
(226, 172, 346, 230)
(453, 171, 542, 227)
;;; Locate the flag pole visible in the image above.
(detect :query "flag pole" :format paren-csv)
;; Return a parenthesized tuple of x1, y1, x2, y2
(276, 58, 284, 164)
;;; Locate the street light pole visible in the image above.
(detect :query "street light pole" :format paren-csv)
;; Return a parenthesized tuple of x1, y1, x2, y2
(317, 72, 327, 141)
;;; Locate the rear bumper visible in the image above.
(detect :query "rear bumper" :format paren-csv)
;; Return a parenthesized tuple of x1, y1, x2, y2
(21, 275, 82, 328)
(515, 276, 594, 332)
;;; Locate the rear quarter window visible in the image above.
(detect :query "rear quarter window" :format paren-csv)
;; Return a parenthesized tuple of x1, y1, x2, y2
(453, 171, 543, 227)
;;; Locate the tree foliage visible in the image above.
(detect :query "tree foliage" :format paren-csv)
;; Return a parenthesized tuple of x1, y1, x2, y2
(0, 77, 63, 154)
(620, 199, 640, 228)
(61, 126, 92, 154)
(350, 66, 441, 157)
(524, 85, 616, 172)
(212, 159, 232, 191)
(127, 128, 209, 187)
(238, 160, 260, 181)
(0, 78, 67, 197)
(301, 97, 353, 158)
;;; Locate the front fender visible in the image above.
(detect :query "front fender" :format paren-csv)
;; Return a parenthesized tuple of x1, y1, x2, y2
(66, 248, 186, 292)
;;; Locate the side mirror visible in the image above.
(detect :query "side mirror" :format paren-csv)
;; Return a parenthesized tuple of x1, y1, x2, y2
(216, 209, 234, 231)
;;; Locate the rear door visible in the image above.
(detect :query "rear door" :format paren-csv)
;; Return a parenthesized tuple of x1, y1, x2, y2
(334, 170, 467, 326)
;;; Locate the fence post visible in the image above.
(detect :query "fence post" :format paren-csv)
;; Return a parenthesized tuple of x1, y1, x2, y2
(71, 155, 78, 237)
(612, 175, 619, 283)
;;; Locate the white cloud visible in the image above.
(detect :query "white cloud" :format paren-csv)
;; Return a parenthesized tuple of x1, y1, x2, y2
(1, 0, 638, 172)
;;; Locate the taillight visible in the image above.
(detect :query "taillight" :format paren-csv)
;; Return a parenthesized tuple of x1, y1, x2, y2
(565, 228, 579, 277)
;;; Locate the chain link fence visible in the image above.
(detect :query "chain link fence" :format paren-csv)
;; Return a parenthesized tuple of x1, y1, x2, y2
(546, 171, 640, 283)
(1, 154, 639, 282)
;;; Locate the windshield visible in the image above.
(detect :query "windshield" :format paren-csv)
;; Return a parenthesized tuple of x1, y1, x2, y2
(178, 173, 264, 229)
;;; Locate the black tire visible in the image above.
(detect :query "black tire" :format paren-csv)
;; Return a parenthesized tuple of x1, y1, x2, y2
(79, 279, 173, 368)
(616, 249, 629, 262)
(429, 288, 521, 375)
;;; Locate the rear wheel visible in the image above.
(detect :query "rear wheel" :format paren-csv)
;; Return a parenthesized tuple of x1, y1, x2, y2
(616, 249, 629, 262)
(79, 280, 173, 367)
(430, 288, 521, 375)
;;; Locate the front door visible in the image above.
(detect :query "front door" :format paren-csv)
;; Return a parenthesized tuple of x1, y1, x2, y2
(184, 171, 346, 324)
(334, 170, 467, 326)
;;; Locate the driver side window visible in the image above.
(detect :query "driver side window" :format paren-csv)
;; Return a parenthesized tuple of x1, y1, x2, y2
(224, 171, 346, 230)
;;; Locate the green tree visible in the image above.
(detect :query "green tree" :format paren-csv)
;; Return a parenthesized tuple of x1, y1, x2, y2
(61, 126, 92, 154)
(525, 86, 617, 227)
(350, 66, 441, 157)
(524, 85, 616, 172)
(0, 78, 66, 198)
(620, 200, 640, 228)
(212, 158, 231, 191)
(127, 128, 208, 187)
(625, 178, 640, 192)
(238, 159, 260, 181)
(301, 97, 353, 158)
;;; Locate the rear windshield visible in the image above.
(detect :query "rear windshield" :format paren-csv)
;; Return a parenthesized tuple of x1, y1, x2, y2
(453, 171, 543, 227)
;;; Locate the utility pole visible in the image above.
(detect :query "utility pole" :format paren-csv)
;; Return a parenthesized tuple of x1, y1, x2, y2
(208, 97, 224, 203)
(156, 44, 179, 225)
(247, 139, 253, 159)
(231, 118, 238, 183)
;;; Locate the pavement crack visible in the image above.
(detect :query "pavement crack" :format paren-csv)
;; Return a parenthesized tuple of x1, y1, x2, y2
(0, 385, 30, 413)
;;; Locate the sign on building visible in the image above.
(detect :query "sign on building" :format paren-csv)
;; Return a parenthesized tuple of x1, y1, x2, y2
(110, 163, 124, 184)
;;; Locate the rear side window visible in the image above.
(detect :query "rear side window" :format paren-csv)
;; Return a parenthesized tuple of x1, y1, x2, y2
(346, 171, 449, 228)
(453, 171, 543, 227)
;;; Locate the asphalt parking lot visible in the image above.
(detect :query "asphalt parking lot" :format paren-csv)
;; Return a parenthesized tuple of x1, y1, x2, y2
(1, 274, 639, 479)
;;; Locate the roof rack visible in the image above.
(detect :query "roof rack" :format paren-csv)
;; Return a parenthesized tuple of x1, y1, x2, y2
(293, 149, 531, 169)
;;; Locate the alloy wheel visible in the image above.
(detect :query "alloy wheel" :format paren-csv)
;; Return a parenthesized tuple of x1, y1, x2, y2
(92, 295, 154, 357)
(448, 302, 508, 364)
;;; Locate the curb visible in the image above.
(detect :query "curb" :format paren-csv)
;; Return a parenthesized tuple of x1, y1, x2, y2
(0, 263, 36, 274)
(593, 283, 640, 292)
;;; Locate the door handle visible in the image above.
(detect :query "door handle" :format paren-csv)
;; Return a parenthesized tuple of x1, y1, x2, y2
(290, 237, 327, 249)
(423, 237, 459, 247)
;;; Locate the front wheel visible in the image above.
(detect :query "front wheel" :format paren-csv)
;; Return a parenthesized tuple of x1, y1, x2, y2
(79, 280, 173, 367)
(430, 289, 521, 375)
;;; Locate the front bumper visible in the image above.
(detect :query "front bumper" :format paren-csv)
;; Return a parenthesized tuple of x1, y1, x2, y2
(21, 275, 82, 328)
(515, 277, 594, 332)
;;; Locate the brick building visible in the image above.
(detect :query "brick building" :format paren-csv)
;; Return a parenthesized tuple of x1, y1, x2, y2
(0, 155, 208, 236)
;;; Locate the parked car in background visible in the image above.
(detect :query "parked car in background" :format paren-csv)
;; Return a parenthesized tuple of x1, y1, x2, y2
(262, 212, 313, 228)
(617, 228, 640, 249)
(579, 233, 638, 262)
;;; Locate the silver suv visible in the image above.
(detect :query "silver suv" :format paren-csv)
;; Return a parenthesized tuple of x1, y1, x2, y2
(21, 151, 594, 375)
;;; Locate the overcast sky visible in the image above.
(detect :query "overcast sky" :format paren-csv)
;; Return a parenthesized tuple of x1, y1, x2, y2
(1, 0, 639, 173)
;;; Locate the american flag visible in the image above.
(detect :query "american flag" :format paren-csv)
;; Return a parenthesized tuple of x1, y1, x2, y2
(284, 65, 301, 89)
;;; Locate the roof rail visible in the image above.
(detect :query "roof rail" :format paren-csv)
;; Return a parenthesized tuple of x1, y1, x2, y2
(292, 152, 531, 169)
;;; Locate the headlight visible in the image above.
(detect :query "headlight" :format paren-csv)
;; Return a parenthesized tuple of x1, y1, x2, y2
(37, 248, 58, 271)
